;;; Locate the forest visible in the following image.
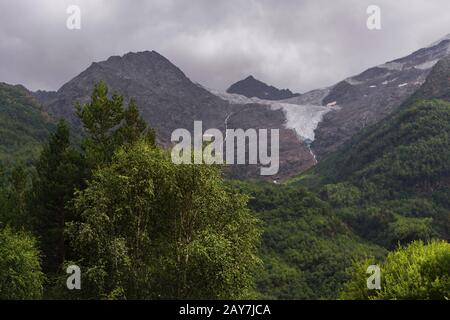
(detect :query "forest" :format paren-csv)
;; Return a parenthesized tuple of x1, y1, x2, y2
(0, 82, 449, 300)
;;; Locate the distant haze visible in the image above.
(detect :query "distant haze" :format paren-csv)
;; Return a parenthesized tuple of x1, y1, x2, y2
(1, 0, 450, 92)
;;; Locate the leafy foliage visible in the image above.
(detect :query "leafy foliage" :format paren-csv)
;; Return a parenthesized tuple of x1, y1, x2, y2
(1, 74, 449, 301)
(341, 240, 450, 300)
(31, 120, 86, 272)
(292, 99, 450, 249)
(67, 141, 261, 299)
(230, 181, 386, 299)
(76, 81, 155, 168)
(0, 227, 44, 299)
(0, 165, 31, 229)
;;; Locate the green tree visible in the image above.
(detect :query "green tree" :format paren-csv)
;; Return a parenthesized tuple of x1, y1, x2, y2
(76, 82, 154, 168)
(341, 240, 450, 300)
(32, 120, 86, 272)
(0, 165, 30, 229)
(118, 98, 155, 147)
(67, 141, 261, 299)
(0, 227, 44, 299)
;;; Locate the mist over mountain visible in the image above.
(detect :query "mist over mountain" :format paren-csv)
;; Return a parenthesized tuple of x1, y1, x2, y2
(23, 35, 450, 180)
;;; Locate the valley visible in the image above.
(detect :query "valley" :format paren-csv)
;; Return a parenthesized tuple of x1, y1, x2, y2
(0, 31, 449, 300)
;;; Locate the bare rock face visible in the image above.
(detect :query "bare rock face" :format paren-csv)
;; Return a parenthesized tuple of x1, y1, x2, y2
(32, 35, 450, 180)
(224, 103, 315, 180)
(407, 54, 450, 102)
(227, 75, 300, 101)
(34, 51, 311, 181)
(311, 39, 450, 159)
(36, 51, 232, 143)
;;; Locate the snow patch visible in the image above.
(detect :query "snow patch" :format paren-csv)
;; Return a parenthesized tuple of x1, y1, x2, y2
(414, 59, 439, 70)
(398, 83, 408, 87)
(209, 90, 264, 104)
(345, 78, 364, 85)
(379, 62, 404, 71)
(282, 87, 331, 105)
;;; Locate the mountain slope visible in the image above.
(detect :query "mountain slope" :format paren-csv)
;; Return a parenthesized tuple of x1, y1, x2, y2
(230, 52, 450, 298)
(33, 36, 450, 180)
(327, 99, 449, 247)
(35, 51, 314, 179)
(230, 181, 386, 299)
(310, 54, 450, 188)
(36, 51, 232, 143)
(0, 83, 54, 166)
(227, 75, 300, 100)
(221, 35, 450, 176)
(303, 38, 450, 159)
(314, 99, 450, 192)
(407, 55, 450, 102)
(290, 58, 450, 247)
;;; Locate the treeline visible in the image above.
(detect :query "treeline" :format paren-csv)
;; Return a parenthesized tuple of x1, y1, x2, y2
(281, 98, 450, 299)
(303, 99, 450, 249)
(229, 179, 450, 300)
(0, 82, 261, 299)
(230, 181, 386, 299)
(0, 83, 54, 167)
(0, 82, 449, 300)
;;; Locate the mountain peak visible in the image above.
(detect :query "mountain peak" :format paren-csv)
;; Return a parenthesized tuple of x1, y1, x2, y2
(38, 50, 231, 143)
(101, 50, 173, 67)
(59, 50, 190, 97)
(226, 76, 300, 101)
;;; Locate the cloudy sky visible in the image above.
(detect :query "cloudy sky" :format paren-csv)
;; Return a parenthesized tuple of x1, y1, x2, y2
(1, 0, 450, 93)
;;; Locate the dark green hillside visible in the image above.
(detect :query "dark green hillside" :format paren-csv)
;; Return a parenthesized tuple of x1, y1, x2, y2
(314, 99, 450, 194)
(290, 99, 450, 247)
(407, 55, 450, 102)
(0, 83, 54, 167)
(302, 55, 450, 192)
(230, 181, 386, 299)
(226, 59, 450, 298)
(288, 59, 450, 250)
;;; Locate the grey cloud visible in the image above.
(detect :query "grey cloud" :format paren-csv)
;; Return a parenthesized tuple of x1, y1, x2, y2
(1, 0, 450, 92)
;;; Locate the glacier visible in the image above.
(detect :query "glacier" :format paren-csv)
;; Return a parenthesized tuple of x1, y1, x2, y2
(270, 102, 333, 141)
(209, 89, 336, 142)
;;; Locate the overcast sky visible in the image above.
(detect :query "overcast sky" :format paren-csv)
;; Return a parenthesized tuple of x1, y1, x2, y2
(1, 0, 450, 93)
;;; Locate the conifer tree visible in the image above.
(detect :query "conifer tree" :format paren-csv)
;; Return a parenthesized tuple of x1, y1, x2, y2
(32, 120, 85, 272)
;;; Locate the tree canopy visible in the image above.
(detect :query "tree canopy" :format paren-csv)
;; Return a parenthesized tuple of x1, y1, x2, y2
(67, 141, 261, 299)
(0, 227, 44, 299)
(341, 240, 450, 300)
